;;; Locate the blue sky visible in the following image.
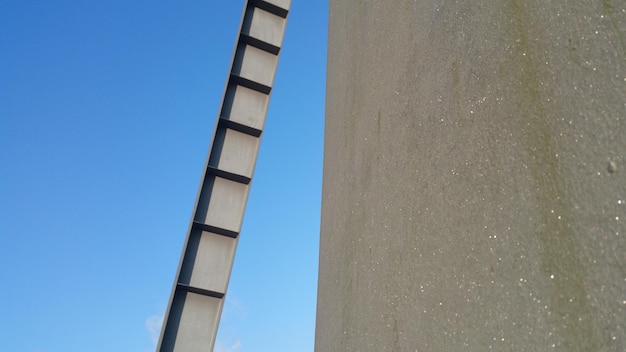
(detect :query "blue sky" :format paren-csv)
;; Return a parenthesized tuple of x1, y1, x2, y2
(1, 1, 327, 351)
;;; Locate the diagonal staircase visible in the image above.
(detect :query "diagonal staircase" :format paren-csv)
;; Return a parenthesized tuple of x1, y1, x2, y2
(157, 1, 291, 350)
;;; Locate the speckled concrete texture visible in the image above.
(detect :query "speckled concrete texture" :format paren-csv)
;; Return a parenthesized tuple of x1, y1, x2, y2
(315, 1, 626, 351)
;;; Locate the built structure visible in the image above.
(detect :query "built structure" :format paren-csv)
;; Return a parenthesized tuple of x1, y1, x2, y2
(315, 1, 626, 351)
(156, 1, 290, 351)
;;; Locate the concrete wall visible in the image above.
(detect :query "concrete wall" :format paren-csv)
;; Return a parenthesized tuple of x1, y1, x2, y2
(316, 1, 625, 351)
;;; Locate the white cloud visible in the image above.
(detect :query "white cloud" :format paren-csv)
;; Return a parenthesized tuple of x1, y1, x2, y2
(222, 295, 247, 319)
(215, 294, 245, 352)
(214, 338, 242, 352)
(146, 314, 164, 347)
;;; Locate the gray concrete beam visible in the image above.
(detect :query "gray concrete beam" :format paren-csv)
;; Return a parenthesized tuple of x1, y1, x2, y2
(316, 1, 626, 351)
(157, 1, 290, 350)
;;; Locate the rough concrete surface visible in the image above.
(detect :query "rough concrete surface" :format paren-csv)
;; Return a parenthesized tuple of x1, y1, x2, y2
(316, 1, 625, 351)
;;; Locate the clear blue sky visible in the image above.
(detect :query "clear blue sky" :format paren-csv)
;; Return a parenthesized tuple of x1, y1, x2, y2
(0, 1, 327, 351)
